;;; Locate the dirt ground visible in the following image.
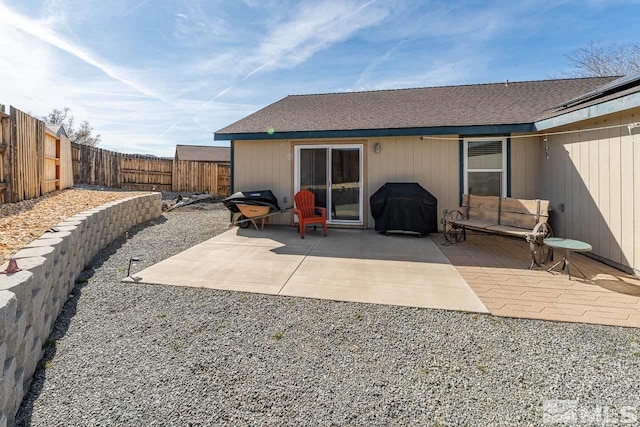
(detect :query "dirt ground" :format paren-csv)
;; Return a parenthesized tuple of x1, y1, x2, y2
(0, 188, 145, 265)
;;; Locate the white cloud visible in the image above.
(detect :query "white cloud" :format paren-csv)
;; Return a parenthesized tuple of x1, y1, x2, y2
(0, 0, 245, 155)
(0, 0, 574, 157)
(352, 41, 405, 89)
(0, 1, 175, 106)
(173, 2, 230, 42)
(121, 0, 152, 16)
(350, 60, 476, 92)
(161, 0, 391, 137)
(240, 0, 389, 78)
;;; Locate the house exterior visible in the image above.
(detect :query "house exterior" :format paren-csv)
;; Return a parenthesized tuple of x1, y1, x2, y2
(215, 75, 640, 274)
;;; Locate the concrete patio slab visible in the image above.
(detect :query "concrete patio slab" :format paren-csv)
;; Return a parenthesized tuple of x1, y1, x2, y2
(125, 228, 320, 294)
(127, 227, 489, 313)
(280, 230, 488, 312)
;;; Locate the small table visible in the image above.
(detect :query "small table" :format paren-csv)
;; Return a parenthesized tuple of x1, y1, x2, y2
(543, 237, 592, 280)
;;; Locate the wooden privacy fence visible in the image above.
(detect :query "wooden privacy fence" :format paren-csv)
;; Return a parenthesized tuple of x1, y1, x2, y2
(173, 160, 230, 193)
(0, 103, 229, 205)
(71, 143, 230, 195)
(0, 105, 73, 204)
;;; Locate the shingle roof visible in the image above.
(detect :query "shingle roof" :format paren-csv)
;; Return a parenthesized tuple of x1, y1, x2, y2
(216, 77, 617, 136)
(537, 75, 640, 121)
(175, 145, 230, 162)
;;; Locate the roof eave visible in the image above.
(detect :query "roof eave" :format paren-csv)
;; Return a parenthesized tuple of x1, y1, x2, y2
(535, 91, 640, 131)
(214, 123, 536, 141)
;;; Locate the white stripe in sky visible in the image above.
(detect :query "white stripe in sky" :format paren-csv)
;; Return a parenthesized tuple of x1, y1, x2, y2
(160, 0, 380, 137)
(241, 0, 378, 81)
(159, 86, 232, 137)
(0, 1, 219, 136)
(0, 2, 163, 103)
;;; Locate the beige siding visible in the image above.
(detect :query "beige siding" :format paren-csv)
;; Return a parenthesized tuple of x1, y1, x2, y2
(509, 134, 542, 199)
(366, 135, 459, 227)
(234, 139, 293, 225)
(233, 134, 540, 230)
(541, 106, 640, 271)
(234, 136, 461, 228)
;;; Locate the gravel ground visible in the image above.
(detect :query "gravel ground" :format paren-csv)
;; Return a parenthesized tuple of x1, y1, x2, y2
(15, 205, 640, 426)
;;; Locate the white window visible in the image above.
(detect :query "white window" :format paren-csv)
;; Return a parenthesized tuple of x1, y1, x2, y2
(463, 137, 507, 197)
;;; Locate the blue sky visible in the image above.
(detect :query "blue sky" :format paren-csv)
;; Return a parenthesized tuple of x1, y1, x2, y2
(0, 0, 638, 156)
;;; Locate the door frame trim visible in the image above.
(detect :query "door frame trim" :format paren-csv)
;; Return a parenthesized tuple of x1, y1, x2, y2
(294, 143, 364, 225)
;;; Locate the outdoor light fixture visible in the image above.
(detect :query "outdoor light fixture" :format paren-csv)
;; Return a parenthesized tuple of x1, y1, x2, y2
(374, 142, 382, 154)
(127, 256, 140, 277)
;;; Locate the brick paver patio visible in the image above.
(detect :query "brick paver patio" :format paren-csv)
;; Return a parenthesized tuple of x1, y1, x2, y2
(434, 233, 640, 327)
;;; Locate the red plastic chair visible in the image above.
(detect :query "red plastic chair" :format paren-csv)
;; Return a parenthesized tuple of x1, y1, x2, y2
(294, 190, 327, 239)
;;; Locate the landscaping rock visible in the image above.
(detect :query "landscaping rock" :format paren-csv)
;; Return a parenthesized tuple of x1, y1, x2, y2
(0, 187, 144, 265)
(14, 207, 640, 426)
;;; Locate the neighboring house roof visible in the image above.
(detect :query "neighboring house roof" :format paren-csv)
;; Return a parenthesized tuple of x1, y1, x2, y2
(215, 77, 616, 140)
(175, 145, 230, 162)
(57, 126, 69, 138)
(44, 125, 70, 139)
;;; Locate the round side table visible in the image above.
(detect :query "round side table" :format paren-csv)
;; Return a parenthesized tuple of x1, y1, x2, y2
(543, 237, 592, 280)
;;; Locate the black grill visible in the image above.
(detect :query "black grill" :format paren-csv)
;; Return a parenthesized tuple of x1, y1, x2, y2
(370, 183, 438, 235)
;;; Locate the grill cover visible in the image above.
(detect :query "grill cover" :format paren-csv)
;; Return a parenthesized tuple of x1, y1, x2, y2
(223, 190, 281, 214)
(370, 183, 438, 234)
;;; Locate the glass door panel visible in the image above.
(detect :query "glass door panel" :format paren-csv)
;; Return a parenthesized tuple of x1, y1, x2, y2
(330, 147, 360, 221)
(295, 144, 362, 224)
(299, 148, 327, 209)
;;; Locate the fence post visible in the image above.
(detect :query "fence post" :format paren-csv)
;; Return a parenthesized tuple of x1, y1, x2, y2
(10, 106, 17, 202)
(0, 112, 10, 203)
(214, 163, 219, 196)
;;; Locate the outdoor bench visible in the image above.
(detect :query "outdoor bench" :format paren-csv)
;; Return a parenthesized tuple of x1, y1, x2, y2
(443, 194, 553, 267)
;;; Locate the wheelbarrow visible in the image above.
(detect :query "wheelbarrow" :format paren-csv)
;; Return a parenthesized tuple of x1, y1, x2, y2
(223, 190, 292, 231)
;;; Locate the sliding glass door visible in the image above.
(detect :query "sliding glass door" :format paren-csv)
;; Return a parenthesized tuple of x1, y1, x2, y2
(295, 144, 363, 224)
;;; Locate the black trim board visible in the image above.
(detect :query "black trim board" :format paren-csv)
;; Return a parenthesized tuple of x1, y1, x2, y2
(230, 141, 234, 194)
(458, 139, 463, 207)
(506, 137, 512, 197)
(214, 123, 535, 141)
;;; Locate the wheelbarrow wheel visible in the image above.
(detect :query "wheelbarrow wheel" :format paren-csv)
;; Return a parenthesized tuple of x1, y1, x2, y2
(237, 215, 251, 229)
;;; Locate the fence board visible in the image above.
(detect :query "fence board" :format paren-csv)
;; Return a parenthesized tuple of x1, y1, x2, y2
(4, 107, 47, 202)
(0, 102, 229, 204)
(121, 155, 172, 191)
(59, 133, 74, 189)
(172, 160, 230, 195)
(0, 112, 8, 204)
(42, 130, 59, 194)
(71, 143, 228, 195)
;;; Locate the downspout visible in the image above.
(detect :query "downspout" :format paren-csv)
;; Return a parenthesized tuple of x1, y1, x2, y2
(230, 140, 234, 194)
(229, 140, 234, 223)
(506, 136, 512, 197)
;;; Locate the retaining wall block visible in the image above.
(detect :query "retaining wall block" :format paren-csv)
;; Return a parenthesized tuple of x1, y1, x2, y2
(0, 192, 162, 424)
